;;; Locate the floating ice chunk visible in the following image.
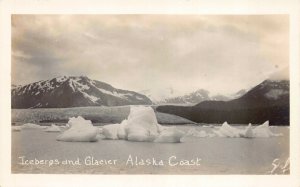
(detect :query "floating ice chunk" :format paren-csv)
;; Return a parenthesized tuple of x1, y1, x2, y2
(241, 123, 254, 138)
(96, 127, 103, 134)
(253, 121, 283, 138)
(203, 125, 214, 128)
(186, 128, 208, 138)
(124, 106, 161, 142)
(101, 106, 185, 143)
(102, 124, 120, 140)
(59, 124, 70, 131)
(154, 127, 185, 143)
(56, 116, 98, 142)
(127, 127, 157, 142)
(96, 133, 106, 140)
(126, 106, 160, 135)
(213, 121, 283, 138)
(12, 126, 22, 131)
(117, 120, 127, 139)
(180, 128, 209, 142)
(157, 123, 167, 133)
(22, 123, 43, 129)
(213, 122, 242, 138)
(44, 124, 61, 132)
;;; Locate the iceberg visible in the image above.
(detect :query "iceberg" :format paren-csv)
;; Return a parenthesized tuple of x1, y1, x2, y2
(22, 123, 43, 129)
(213, 122, 242, 138)
(102, 124, 120, 140)
(124, 106, 161, 142)
(213, 121, 282, 138)
(12, 126, 22, 131)
(117, 120, 127, 139)
(240, 123, 254, 138)
(253, 121, 282, 138)
(56, 116, 98, 142)
(44, 124, 61, 132)
(186, 128, 208, 138)
(101, 106, 183, 143)
(154, 127, 185, 143)
(180, 128, 209, 142)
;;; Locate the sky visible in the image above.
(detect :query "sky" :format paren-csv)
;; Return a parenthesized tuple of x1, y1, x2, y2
(12, 15, 289, 95)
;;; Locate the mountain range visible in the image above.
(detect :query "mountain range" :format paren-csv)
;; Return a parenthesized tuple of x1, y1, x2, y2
(11, 76, 152, 108)
(156, 89, 248, 105)
(11, 76, 290, 125)
(156, 79, 289, 125)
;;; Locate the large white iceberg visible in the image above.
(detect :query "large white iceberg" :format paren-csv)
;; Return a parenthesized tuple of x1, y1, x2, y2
(44, 124, 61, 132)
(101, 106, 183, 143)
(124, 106, 161, 142)
(56, 116, 98, 142)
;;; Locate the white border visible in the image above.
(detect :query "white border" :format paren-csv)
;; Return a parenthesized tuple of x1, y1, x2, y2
(0, 0, 299, 187)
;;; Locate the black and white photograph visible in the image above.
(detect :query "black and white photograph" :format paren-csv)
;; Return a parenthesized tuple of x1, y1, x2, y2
(10, 14, 291, 175)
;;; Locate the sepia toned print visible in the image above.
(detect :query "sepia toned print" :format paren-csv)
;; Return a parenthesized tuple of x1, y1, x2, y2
(11, 15, 289, 174)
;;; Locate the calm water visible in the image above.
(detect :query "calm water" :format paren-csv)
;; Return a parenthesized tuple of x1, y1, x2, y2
(11, 126, 289, 174)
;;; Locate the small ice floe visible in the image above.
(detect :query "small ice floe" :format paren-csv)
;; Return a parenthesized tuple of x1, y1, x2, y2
(252, 121, 283, 138)
(240, 123, 254, 138)
(180, 128, 209, 142)
(44, 124, 61, 132)
(203, 125, 214, 128)
(60, 123, 71, 131)
(56, 116, 98, 142)
(213, 122, 242, 138)
(267, 158, 290, 174)
(187, 128, 208, 138)
(21, 123, 43, 129)
(213, 121, 283, 138)
(154, 127, 185, 143)
(12, 126, 22, 131)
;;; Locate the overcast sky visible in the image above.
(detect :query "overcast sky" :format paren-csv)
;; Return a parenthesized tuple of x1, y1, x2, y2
(12, 15, 289, 95)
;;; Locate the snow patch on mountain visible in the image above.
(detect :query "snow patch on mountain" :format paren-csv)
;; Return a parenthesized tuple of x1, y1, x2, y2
(265, 89, 289, 100)
(11, 76, 152, 108)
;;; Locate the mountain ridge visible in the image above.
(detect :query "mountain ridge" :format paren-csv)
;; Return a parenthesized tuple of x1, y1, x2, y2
(156, 79, 289, 125)
(11, 76, 152, 108)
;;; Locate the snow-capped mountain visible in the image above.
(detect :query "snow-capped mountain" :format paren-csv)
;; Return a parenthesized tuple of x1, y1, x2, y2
(160, 89, 210, 105)
(157, 79, 289, 125)
(11, 76, 152, 108)
(152, 88, 248, 105)
(139, 87, 181, 104)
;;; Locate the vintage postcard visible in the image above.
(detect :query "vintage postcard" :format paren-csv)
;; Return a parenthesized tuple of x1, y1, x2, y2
(1, 0, 300, 187)
(11, 14, 290, 175)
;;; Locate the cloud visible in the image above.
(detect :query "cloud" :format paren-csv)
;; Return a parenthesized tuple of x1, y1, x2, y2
(12, 15, 289, 95)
